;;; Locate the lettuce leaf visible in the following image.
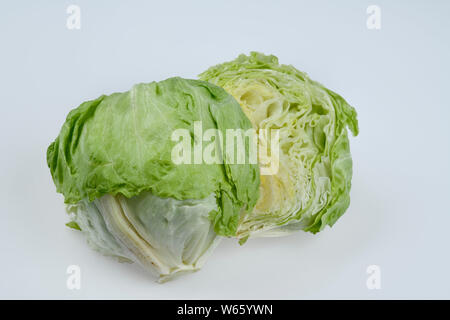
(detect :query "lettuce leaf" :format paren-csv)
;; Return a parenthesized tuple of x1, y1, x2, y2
(68, 192, 220, 282)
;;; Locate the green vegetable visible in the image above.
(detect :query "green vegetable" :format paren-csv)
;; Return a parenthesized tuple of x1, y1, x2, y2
(48, 53, 359, 281)
(47, 77, 260, 281)
(200, 52, 358, 240)
(65, 221, 81, 231)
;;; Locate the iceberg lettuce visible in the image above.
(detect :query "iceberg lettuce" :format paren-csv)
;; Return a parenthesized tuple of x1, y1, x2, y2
(47, 77, 260, 281)
(200, 52, 358, 241)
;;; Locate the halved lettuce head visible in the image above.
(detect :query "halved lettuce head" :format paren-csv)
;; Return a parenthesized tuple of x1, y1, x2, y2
(200, 52, 358, 241)
(47, 77, 260, 281)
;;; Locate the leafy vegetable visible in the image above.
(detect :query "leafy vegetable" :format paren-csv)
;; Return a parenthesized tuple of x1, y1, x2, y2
(47, 53, 359, 281)
(65, 221, 81, 231)
(200, 52, 358, 240)
(47, 77, 260, 281)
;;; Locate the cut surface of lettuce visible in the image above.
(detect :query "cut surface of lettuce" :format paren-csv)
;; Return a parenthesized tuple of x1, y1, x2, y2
(47, 77, 260, 280)
(199, 52, 358, 240)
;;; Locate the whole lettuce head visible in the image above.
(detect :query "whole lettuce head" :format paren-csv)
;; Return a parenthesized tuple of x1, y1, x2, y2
(47, 77, 260, 281)
(200, 52, 358, 241)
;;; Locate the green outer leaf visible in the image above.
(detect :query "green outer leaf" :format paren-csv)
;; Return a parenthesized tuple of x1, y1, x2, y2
(303, 89, 358, 233)
(65, 221, 81, 231)
(47, 77, 260, 236)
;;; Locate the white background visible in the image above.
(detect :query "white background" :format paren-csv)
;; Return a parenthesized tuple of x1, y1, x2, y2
(1, 0, 449, 299)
